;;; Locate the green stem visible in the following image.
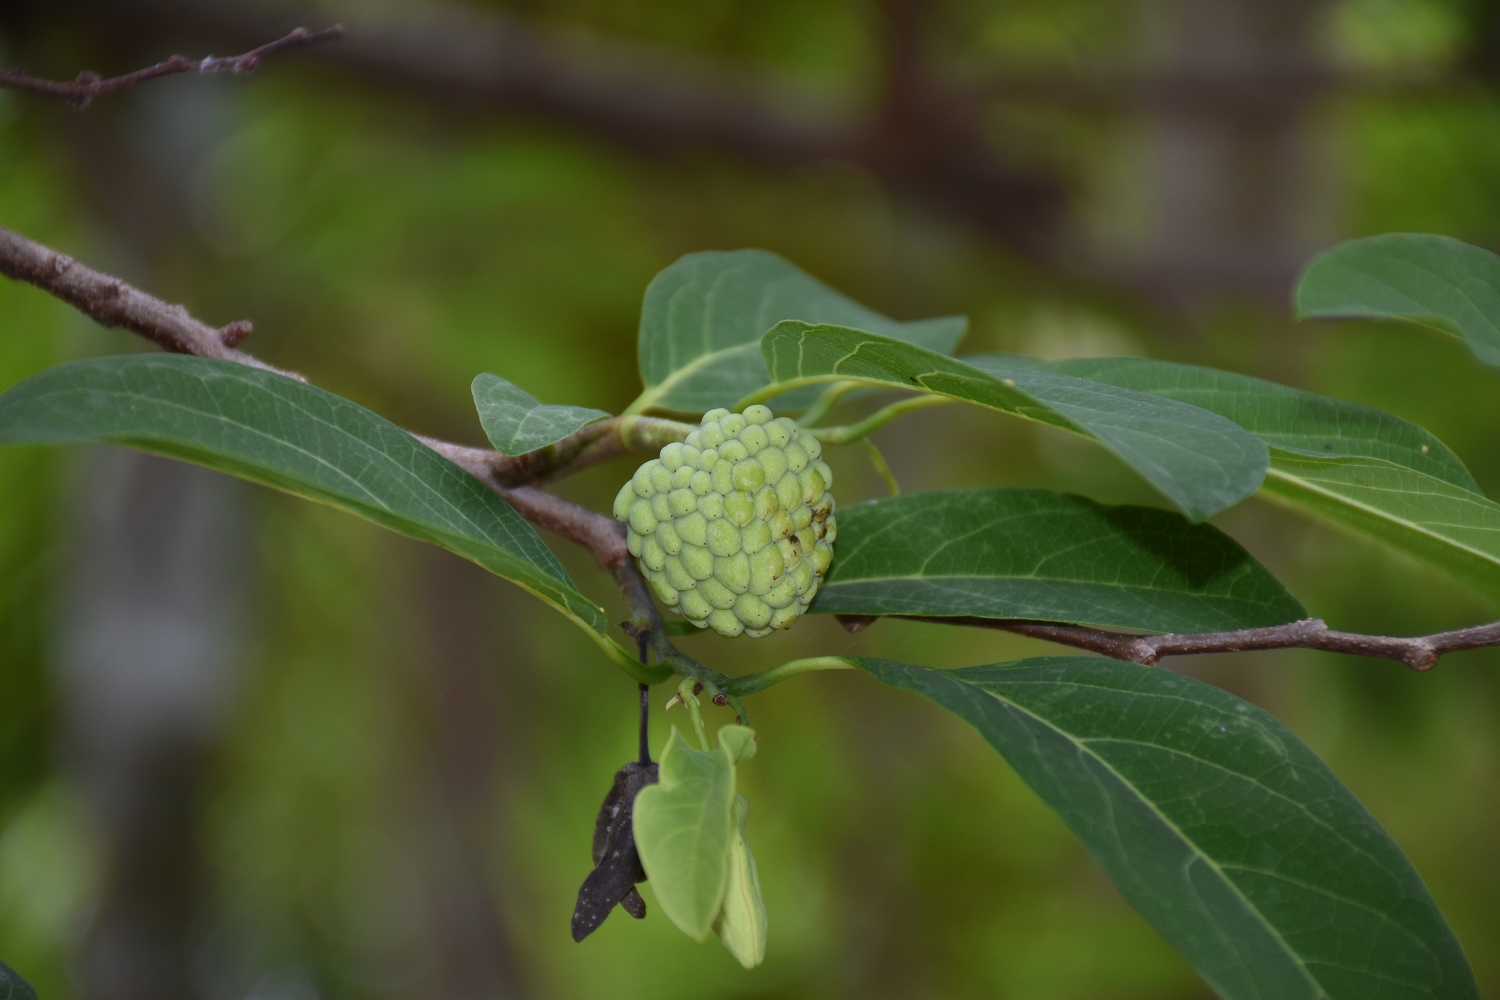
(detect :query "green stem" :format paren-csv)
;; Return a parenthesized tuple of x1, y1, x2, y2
(534, 415, 694, 482)
(735, 377, 833, 410)
(798, 381, 862, 428)
(677, 678, 711, 750)
(725, 656, 857, 696)
(806, 394, 951, 445)
(862, 437, 900, 495)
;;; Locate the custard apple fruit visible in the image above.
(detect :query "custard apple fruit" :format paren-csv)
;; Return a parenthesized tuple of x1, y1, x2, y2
(613, 405, 836, 637)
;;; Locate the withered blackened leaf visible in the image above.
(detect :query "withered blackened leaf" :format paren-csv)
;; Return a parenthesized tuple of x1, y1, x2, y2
(572, 761, 658, 942)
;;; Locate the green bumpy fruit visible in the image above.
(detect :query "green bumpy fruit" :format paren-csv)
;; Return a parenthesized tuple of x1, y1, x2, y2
(613, 405, 836, 638)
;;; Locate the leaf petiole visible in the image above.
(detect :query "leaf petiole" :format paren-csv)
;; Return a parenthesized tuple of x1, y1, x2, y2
(725, 656, 856, 696)
(797, 380, 862, 428)
(673, 678, 712, 750)
(805, 393, 951, 445)
(862, 437, 900, 494)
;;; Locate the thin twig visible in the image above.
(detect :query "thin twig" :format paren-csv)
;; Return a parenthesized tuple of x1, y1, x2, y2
(68, 0, 1062, 255)
(0, 26, 344, 110)
(838, 615, 1500, 672)
(0, 225, 303, 380)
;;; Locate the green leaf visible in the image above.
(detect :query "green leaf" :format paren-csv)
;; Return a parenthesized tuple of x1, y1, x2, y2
(633, 727, 736, 941)
(985, 355, 1478, 492)
(0, 960, 38, 1000)
(758, 323, 1268, 521)
(471, 373, 609, 456)
(628, 249, 967, 415)
(1013, 356, 1500, 600)
(814, 489, 1304, 631)
(1296, 232, 1500, 369)
(858, 655, 1479, 1000)
(1260, 452, 1500, 599)
(0, 355, 659, 681)
(713, 794, 768, 969)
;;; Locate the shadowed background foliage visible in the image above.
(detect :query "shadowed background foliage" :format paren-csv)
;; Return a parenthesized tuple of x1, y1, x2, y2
(0, 0, 1498, 998)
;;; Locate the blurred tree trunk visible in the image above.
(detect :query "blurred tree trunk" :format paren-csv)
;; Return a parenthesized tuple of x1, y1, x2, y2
(1133, 0, 1340, 303)
(404, 544, 530, 1000)
(57, 450, 252, 1000)
(43, 58, 254, 1000)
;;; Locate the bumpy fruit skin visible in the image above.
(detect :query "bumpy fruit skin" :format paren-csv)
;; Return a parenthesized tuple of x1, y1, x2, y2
(613, 405, 836, 637)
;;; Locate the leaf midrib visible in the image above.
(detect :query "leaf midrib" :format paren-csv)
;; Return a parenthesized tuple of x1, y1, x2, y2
(1265, 462, 1500, 568)
(1366, 255, 1496, 339)
(113, 379, 551, 566)
(634, 341, 760, 413)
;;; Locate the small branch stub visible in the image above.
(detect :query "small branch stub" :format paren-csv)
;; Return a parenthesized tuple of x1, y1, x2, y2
(219, 320, 254, 348)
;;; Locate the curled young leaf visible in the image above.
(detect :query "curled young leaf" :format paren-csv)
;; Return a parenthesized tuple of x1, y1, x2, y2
(713, 793, 768, 969)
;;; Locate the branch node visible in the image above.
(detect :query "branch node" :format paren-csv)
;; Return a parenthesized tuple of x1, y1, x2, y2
(220, 320, 254, 348)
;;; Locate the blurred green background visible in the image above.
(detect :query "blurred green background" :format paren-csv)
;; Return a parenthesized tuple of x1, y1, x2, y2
(1, 0, 1499, 997)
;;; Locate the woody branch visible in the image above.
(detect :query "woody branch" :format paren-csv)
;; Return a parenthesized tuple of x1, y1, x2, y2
(2, 220, 1496, 676)
(837, 615, 1500, 672)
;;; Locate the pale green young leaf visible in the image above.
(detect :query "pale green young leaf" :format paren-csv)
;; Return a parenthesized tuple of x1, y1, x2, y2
(471, 373, 609, 456)
(859, 656, 1479, 1000)
(713, 794, 768, 969)
(814, 489, 1304, 631)
(632, 728, 736, 941)
(1296, 233, 1500, 368)
(629, 249, 966, 415)
(717, 725, 757, 763)
(758, 322, 1267, 521)
(1003, 356, 1500, 600)
(0, 356, 660, 682)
